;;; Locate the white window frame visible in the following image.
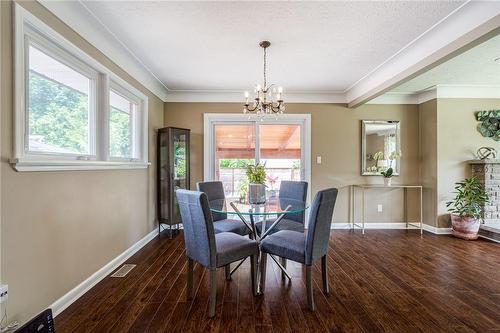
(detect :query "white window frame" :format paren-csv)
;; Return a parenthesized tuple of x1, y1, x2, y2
(108, 80, 146, 162)
(203, 113, 312, 204)
(12, 4, 149, 171)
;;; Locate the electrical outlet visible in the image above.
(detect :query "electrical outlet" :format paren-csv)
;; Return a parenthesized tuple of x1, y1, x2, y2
(377, 204, 383, 213)
(316, 155, 322, 164)
(0, 284, 8, 304)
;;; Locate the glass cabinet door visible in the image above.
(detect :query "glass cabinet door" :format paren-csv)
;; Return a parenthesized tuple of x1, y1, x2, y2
(170, 128, 190, 224)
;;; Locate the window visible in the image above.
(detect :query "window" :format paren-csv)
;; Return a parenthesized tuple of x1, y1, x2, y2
(205, 114, 311, 201)
(14, 4, 148, 171)
(109, 87, 138, 159)
(28, 43, 95, 156)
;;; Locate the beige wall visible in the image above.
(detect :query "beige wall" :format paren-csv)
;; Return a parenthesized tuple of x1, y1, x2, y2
(1, 0, 163, 323)
(164, 102, 421, 225)
(436, 98, 500, 227)
(419, 100, 438, 227)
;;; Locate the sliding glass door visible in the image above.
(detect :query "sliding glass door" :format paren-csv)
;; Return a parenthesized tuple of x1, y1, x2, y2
(207, 115, 310, 201)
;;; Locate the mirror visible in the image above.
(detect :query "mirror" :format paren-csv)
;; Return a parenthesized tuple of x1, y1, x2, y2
(362, 120, 400, 176)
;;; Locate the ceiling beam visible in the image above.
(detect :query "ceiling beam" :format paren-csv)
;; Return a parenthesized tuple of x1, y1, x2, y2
(346, 2, 500, 108)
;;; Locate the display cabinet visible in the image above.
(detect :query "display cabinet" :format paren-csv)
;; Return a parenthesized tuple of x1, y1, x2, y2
(157, 127, 190, 237)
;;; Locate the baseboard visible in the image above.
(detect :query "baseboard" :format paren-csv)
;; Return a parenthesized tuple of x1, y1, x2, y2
(330, 222, 453, 235)
(422, 224, 452, 234)
(50, 228, 158, 317)
(331, 222, 421, 230)
(478, 234, 500, 243)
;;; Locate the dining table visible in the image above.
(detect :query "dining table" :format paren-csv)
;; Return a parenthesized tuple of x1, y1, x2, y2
(209, 197, 309, 293)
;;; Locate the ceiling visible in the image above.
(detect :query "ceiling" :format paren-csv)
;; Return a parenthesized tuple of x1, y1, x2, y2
(80, 1, 465, 93)
(392, 33, 500, 93)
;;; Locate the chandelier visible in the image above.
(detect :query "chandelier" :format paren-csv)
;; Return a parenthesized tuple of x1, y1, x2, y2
(243, 41, 285, 117)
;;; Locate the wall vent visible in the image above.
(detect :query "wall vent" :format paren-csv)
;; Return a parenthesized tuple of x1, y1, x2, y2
(111, 264, 136, 278)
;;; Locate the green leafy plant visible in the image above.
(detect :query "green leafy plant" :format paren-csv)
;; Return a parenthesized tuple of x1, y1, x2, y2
(237, 178, 249, 201)
(475, 110, 500, 141)
(381, 167, 393, 178)
(446, 177, 489, 220)
(246, 163, 266, 184)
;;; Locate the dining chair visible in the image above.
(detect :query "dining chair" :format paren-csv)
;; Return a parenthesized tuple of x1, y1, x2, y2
(255, 180, 308, 235)
(259, 188, 338, 311)
(197, 181, 250, 236)
(176, 189, 259, 317)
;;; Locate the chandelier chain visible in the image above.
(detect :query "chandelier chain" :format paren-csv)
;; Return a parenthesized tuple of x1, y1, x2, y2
(263, 46, 267, 89)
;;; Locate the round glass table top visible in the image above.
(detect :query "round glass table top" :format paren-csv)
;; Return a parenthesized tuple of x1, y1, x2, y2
(209, 197, 308, 216)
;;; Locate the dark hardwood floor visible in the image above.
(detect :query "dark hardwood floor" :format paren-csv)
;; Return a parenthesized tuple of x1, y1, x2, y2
(55, 230, 500, 332)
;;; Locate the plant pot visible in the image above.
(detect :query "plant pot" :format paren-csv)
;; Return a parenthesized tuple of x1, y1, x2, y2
(248, 183, 266, 204)
(383, 177, 392, 186)
(450, 214, 480, 240)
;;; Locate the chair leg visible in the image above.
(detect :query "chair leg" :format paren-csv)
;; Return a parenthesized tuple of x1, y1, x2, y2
(250, 255, 257, 296)
(280, 257, 287, 282)
(260, 252, 268, 293)
(209, 269, 217, 318)
(306, 265, 315, 311)
(225, 264, 231, 281)
(322, 255, 329, 294)
(187, 258, 194, 300)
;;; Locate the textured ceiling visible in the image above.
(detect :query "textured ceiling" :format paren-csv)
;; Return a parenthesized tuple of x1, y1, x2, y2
(392, 34, 500, 93)
(81, 1, 465, 92)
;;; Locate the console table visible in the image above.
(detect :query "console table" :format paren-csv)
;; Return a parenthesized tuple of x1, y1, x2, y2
(349, 184, 423, 234)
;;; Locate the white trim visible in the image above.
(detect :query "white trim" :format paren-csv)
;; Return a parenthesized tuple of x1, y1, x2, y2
(165, 90, 346, 103)
(368, 85, 500, 105)
(330, 222, 453, 234)
(422, 224, 453, 234)
(203, 113, 312, 202)
(38, 0, 169, 101)
(50, 228, 158, 317)
(347, 1, 500, 107)
(10, 159, 150, 172)
(478, 234, 500, 244)
(14, 4, 149, 171)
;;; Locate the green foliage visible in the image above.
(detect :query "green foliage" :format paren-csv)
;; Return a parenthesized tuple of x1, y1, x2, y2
(237, 178, 249, 200)
(109, 107, 131, 157)
(246, 163, 266, 184)
(475, 110, 500, 141)
(219, 159, 254, 169)
(29, 70, 131, 155)
(29, 71, 89, 153)
(446, 177, 489, 220)
(173, 143, 186, 178)
(381, 167, 393, 178)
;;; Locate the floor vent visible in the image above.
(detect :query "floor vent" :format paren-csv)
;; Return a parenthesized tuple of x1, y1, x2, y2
(111, 264, 136, 278)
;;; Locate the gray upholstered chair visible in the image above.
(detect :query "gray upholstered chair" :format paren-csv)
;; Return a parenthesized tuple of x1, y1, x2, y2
(255, 180, 308, 235)
(197, 181, 250, 236)
(259, 188, 338, 311)
(176, 189, 259, 317)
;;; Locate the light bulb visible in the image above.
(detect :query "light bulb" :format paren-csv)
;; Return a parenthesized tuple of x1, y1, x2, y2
(278, 86, 283, 93)
(244, 91, 249, 98)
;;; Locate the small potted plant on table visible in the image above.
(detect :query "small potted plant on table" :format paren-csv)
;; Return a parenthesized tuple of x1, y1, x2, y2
(446, 177, 489, 240)
(378, 151, 401, 186)
(246, 163, 267, 204)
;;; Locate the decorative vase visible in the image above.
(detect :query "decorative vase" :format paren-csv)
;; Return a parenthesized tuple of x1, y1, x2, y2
(383, 177, 392, 186)
(450, 214, 480, 240)
(249, 183, 266, 204)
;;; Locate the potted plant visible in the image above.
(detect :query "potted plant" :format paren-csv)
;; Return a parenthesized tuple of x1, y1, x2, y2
(379, 151, 401, 186)
(246, 163, 266, 204)
(446, 177, 489, 240)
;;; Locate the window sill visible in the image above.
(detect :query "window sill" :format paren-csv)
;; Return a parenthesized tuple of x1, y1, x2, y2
(10, 158, 150, 172)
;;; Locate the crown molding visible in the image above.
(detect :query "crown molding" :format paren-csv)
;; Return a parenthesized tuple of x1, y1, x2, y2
(347, 1, 500, 107)
(368, 85, 500, 105)
(38, 0, 170, 101)
(164, 90, 346, 103)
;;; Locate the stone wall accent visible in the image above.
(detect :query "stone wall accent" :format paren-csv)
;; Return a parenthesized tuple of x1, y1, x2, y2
(470, 159, 500, 224)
